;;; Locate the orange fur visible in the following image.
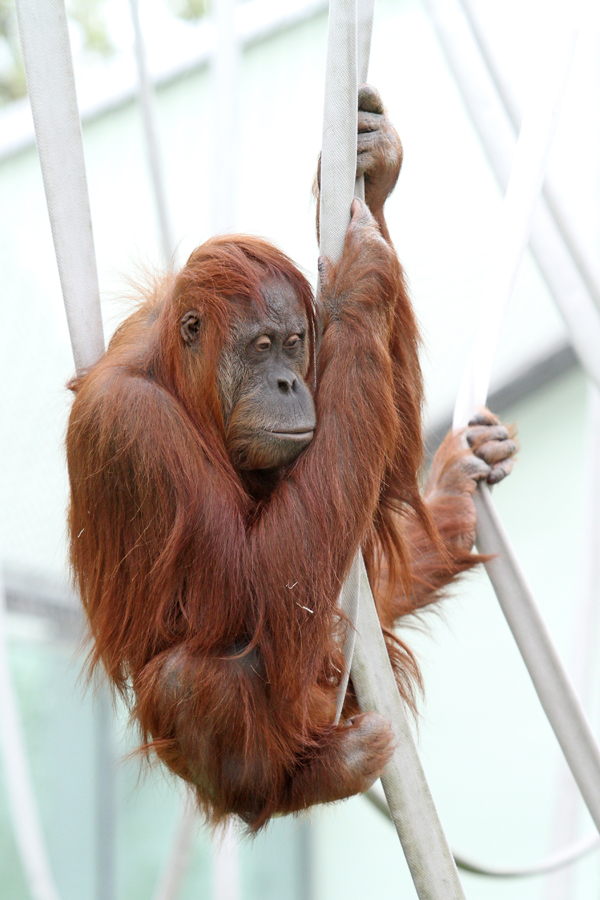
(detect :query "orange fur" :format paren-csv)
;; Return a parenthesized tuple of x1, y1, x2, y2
(67, 226, 478, 830)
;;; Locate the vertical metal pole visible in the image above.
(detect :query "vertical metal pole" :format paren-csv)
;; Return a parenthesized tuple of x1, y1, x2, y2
(212, 0, 240, 234)
(152, 789, 198, 900)
(0, 560, 61, 900)
(129, 0, 176, 267)
(96, 689, 116, 900)
(297, 820, 314, 900)
(353, 0, 374, 201)
(321, 2, 466, 894)
(544, 383, 600, 900)
(212, 820, 240, 900)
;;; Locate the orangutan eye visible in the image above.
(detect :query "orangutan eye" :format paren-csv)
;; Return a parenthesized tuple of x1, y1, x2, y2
(254, 336, 272, 352)
(284, 334, 302, 349)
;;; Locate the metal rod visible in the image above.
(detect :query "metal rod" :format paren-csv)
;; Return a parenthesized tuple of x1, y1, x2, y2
(442, 0, 600, 836)
(426, 0, 600, 394)
(213, 820, 240, 900)
(15, 0, 104, 374)
(451, 0, 585, 427)
(152, 789, 198, 900)
(212, 0, 241, 234)
(474, 487, 600, 832)
(544, 383, 600, 900)
(0, 560, 61, 900)
(320, 1, 466, 893)
(458, 0, 600, 316)
(129, 0, 176, 268)
(95, 689, 116, 900)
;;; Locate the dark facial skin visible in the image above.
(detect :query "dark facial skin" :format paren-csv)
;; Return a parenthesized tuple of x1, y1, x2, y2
(217, 278, 316, 471)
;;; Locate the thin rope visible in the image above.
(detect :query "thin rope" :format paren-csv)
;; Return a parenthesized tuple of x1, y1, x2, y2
(453, 834, 600, 879)
(364, 788, 600, 878)
(320, 6, 465, 895)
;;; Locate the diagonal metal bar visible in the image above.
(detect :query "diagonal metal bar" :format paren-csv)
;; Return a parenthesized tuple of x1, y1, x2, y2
(444, 0, 600, 836)
(544, 384, 600, 900)
(425, 0, 600, 391)
(473, 488, 600, 832)
(458, 0, 600, 317)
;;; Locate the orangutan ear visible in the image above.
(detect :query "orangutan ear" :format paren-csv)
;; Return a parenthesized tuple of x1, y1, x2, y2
(180, 310, 202, 346)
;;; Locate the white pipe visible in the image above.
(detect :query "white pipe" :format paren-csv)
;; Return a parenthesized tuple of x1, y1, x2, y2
(351, 560, 467, 898)
(212, 0, 241, 234)
(544, 383, 600, 900)
(213, 820, 240, 900)
(15, 2, 108, 894)
(129, 0, 176, 268)
(447, 0, 600, 836)
(319, 0, 358, 263)
(473, 487, 600, 833)
(425, 0, 600, 405)
(453, 8, 583, 428)
(152, 790, 198, 900)
(320, 3, 466, 894)
(14, 0, 104, 374)
(458, 0, 600, 317)
(0, 563, 61, 900)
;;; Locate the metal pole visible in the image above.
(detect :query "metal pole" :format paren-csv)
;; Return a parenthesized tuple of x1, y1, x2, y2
(15, 0, 104, 375)
(474, 489, 600, 833)
(425, 0, 600, 392)
(212, 820, 240, 900)
(152, 789, 198, 900)
(16, 0, 112, 891)
(544, 383, 600, 900)
(448, 0, 600, 833)
(129, 0, 176, 268)
(297, 820, 314, 900)
(95, 689, 116, 900)
(458, 0, 600, 316)
(0, 560, 61, 900)
(212, 0, 240, 234)
(320, 2, 466, 894)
